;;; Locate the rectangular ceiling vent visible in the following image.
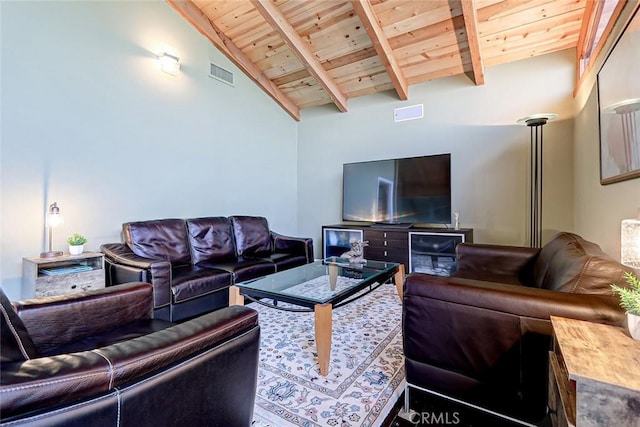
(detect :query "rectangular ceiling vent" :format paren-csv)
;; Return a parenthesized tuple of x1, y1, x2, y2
(209, 63, 234, 86)
(394, 104, 423, 122)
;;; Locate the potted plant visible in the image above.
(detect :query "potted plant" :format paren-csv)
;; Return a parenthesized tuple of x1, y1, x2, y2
(611, 272, 640, 340)
(67, 233, 87, 256)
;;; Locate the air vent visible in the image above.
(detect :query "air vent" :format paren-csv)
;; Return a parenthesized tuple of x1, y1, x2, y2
(394, 104, 423, 122)
(209, 63, 234, 86)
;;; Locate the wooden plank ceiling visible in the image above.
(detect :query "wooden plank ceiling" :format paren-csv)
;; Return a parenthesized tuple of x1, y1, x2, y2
(168, 0, 588, 121)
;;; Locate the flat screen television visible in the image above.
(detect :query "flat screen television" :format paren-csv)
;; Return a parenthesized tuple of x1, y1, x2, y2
(342, 153, 451, 224)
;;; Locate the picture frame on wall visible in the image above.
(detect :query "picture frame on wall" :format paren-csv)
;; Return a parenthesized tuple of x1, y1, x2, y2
(597, 8, 640, 185)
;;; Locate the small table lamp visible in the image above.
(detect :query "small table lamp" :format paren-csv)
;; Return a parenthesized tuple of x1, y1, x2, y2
(40, 202, 64, 258)
(621, 214, 640, 268)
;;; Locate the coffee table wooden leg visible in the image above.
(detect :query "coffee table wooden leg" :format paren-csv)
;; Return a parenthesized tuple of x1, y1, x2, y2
(394, 264, 405, 302)
(314, 303, 332, 376)
(229, 285, 244, 306)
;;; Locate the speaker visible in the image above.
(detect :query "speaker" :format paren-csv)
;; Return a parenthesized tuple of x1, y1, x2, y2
(394, 104, 424, 122)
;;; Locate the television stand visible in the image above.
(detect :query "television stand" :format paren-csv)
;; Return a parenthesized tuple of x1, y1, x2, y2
(371, 223, 414, 229)
(322, 224, 474, 274)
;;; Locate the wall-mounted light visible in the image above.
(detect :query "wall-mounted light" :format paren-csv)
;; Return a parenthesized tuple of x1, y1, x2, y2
(40, 202, 64, 258)
(157, 52, 180, 75)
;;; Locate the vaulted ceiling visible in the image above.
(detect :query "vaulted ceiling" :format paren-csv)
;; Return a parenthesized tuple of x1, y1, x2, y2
(167, 0, 609, 121)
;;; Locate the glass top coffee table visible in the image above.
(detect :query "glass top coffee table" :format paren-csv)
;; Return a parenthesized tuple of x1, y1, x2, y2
(229, 257, 405, 376)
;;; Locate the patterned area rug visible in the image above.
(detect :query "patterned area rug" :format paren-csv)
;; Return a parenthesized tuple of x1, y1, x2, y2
(249, 281, 404, 427)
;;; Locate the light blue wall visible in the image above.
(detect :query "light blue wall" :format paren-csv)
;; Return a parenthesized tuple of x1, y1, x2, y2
(297, 50, 577, 258)
(0, 1, 298, 299)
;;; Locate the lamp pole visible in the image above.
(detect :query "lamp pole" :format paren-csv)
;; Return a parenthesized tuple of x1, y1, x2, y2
(517, 113, 558, 248)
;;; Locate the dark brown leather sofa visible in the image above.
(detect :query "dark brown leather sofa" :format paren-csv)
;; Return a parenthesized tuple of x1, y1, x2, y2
(101, 215, 313, 321)
(0, 282, 260, 426)
(403, 232, 635, 424)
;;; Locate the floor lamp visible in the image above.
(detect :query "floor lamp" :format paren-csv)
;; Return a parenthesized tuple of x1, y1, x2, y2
(517, 113, 558, 248)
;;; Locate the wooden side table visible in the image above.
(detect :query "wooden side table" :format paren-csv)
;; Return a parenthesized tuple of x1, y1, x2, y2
(23, 252, 105, 298)
(548, 316, 640, 427)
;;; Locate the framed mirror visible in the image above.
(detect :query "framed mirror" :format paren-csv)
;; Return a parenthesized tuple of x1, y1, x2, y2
(598, 8, 640, 185)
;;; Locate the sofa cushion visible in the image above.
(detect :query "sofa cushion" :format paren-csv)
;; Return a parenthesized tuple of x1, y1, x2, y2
(124, 219, 191, 266)
(40, 319, 174, 357)
(0, 289, 38, 362)
(186, 217, 236, 264)
(13, 285, 154, 354)
(532, 232, 573, 289)
(534, 232, 632, 295)
(171, 265, 233, 303)
(230, 216, 272, 256)
(198, 257, 276, 283)
(249, 253, 308, 272)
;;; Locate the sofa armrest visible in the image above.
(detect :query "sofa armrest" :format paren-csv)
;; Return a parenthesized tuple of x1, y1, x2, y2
(12, 283, 154, 353)
(99, 305, 259, 386)
(101, 243, 172, 308)
(0, 305, 259, 420)
(0, 351, 114, 419)
(405, 273, 625, 329)
(101, 243, 167, 271)
(455, 243, 539, 279)
(271, 232, 314, 263)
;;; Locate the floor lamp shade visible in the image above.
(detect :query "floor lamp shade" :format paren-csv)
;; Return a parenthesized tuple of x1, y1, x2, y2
(621, 217, 640, 268)
(517, 113, 558, 248)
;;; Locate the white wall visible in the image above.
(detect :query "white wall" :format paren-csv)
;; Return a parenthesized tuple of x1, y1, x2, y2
(0, 1, 298, 299)
(298, 50, 577, 258)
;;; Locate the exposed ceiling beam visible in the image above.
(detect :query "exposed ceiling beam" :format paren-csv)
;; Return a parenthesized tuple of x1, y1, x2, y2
(460, 0, 485, 86)
(250, 0, 348, 113)
(351, 0, 408, 100)
(166, 0, 301, 121)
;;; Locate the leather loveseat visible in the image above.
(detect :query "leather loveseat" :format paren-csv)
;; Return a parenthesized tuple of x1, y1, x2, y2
(402, 232, 635, 424)
(101, 215, 313, 321)
(0, 282, 260, 426)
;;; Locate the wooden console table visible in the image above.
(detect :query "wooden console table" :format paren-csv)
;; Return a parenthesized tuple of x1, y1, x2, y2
(548, 316, 640, 427)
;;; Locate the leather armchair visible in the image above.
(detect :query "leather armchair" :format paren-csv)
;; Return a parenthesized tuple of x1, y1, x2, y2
(1, 283, 260, 426)
(402, 232, 634, 424)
